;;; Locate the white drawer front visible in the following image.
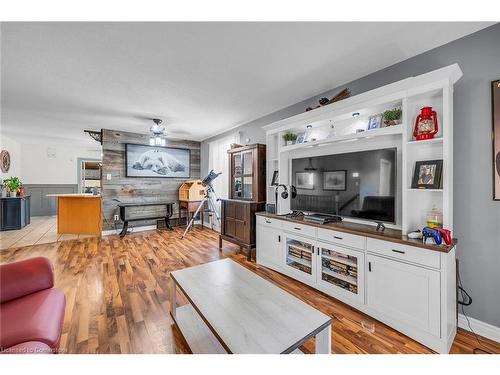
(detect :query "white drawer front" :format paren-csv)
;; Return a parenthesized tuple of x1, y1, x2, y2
(282, 221, 316, 238)
(256, 215, 282, 229)
(367, 238, 441, 269)
(317, 228, 365, 250)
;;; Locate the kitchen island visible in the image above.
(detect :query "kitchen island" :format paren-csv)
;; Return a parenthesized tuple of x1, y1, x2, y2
(46, 194, 101, 235)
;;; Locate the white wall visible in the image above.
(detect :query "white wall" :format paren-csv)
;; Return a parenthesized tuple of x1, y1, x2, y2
(0, 134, 22, 180)
(20, 142, 101, 185)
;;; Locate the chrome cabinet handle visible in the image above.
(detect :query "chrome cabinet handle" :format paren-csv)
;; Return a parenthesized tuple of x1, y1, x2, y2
(333, 236, 343, 240)
(294, 227, 301, 230)
(392, 249, 405, 254)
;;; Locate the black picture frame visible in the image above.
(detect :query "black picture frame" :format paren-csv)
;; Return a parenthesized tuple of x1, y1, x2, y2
(323, 170, 347, 191)
(492, 79, 500, 200)
(125, 143, 191, 178)
(271, 170, 279, 186)
(411, 160, 443, 189)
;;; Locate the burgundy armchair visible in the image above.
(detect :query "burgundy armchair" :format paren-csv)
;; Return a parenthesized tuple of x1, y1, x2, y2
(0, 257, 65, 354)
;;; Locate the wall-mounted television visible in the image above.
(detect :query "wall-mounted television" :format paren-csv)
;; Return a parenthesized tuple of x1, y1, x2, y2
(291, 148, 397, 223)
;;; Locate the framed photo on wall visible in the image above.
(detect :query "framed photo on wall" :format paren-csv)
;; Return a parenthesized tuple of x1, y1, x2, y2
(492, 79, 500, 200)
(411, 160, 443, 189)
(323, 170, 347, 191)
(295, 171, 314, 190)
(125, 143, 191, 178)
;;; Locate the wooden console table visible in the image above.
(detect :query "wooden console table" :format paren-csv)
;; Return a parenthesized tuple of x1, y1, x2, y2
(170, 259, 332, 354)
(117, 201, 174, 237)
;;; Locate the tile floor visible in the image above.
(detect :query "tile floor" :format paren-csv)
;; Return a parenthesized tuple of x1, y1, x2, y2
(0, 216, 97, 250)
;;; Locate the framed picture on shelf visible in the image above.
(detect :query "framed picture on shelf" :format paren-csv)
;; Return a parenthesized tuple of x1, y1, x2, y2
(271, 170, 279, 186)
(323, 170, 347, 191)
(492, 79, 500, 200)
(411, 160, 443, 189)
(295, 171, 314, 190)
(367, 114, 383, 130)
(296, 132, 306, 144)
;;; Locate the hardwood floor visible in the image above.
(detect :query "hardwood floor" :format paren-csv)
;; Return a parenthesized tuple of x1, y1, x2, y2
(1, 227, 499, 354)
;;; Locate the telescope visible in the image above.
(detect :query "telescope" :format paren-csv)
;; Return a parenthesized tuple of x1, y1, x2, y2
(201, 170, 221, 187)
(182, 169, 222, 239)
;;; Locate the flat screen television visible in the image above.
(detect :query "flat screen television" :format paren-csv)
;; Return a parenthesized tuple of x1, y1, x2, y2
(291, 148, 397, 223)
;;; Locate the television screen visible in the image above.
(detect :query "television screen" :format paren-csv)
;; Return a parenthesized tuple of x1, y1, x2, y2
(291, 148, 397, 223)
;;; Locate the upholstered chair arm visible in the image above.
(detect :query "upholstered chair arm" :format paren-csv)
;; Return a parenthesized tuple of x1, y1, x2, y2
(0, 257, 55, 303)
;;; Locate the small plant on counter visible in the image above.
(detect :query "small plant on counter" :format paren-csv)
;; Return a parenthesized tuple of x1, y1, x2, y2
(3, 176, 22, 197)
(382, 108, 403, 126)
(283, 132, 298, 145)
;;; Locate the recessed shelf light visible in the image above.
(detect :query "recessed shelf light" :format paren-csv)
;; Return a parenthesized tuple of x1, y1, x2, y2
(352, 112, 360, 117)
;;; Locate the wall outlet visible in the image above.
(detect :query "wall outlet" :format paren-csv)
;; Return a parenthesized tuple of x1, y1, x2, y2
(114, 214, 119, 221)
(106, 173, 112, 181)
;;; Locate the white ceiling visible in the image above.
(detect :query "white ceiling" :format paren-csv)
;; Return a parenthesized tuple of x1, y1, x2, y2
(0, 22, 493, 146)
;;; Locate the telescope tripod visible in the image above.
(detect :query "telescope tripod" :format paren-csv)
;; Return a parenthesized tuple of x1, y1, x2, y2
(181, 184, 221, 239)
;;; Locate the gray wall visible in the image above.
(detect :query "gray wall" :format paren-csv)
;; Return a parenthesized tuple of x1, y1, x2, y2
(101, 129, 201, 230)
(201, 23, 500, 328)
(24, 184, 78, 216)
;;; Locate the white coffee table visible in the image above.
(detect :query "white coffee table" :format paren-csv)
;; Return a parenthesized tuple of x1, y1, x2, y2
(170, 258, 332, 354)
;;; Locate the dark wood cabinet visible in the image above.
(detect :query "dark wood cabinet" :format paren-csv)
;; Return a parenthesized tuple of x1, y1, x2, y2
(0, 196, 31, 231)
(219, 199, 265, 260)
(220, 144, 266, 261)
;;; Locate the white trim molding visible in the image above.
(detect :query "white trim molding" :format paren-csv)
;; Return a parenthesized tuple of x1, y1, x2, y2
(458, 314, 500, 344)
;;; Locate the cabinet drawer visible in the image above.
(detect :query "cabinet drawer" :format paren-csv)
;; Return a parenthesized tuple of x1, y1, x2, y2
(317, 228, 365, 250)
(282, 221, 316, 238)
(256, 215, 282, 229)
(367, 238, 440, 269)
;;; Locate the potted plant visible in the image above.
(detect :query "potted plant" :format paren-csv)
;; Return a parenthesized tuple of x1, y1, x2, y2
(3, 177, 22, 197)
(283, 132, 298, 146)
(382, 108, 402, 126)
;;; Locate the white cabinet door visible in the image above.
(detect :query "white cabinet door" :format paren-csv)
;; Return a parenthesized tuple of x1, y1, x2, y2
(282, 232, 316, 285)
(366, 254, 441, 336)
(256, 225, 282, 270)
(316, 241, 364, 304)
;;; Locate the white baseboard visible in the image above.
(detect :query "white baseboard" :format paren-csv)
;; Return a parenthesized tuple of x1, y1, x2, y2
(458, 313, 500, 344)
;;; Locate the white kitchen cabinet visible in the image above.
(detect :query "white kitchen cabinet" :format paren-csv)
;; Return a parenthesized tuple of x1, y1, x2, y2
(366, 253, 441, 336)
(316, 241, 365, 304)
(256, 224, 282, 269)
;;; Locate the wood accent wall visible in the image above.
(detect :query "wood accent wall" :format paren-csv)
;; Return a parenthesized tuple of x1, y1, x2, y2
(101, 129, 200, 230)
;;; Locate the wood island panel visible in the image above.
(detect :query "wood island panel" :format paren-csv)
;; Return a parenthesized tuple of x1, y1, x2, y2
(57, 196, 102, 235)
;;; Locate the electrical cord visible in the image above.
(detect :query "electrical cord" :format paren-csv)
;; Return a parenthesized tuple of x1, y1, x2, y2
(457, 262, 492, 354)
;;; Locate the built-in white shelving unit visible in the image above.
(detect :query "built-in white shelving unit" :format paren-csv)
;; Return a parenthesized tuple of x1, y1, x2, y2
(264, 64, 462, 235)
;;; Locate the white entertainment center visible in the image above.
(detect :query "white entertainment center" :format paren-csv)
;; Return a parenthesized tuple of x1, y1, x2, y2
(256, 64, 462, 353)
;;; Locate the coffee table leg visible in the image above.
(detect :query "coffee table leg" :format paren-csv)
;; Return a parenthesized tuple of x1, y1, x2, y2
(170, 279, 177, 320)
(315, 324, 331, 354)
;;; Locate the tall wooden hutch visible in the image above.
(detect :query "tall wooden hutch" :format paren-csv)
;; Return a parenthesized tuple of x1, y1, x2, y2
(219, 144, 266, 260)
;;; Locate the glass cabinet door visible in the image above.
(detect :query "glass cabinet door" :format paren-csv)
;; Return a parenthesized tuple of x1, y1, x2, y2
(283, 234, 315, 283)
(316, 241, 364, 303)
(231, 150, 254, 200)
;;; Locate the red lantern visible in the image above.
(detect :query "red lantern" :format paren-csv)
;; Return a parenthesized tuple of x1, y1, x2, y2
(413, 106, 438, 140)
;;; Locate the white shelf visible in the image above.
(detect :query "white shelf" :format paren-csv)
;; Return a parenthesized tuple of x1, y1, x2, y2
(287, 254, 312, 267)
(279, 124, 404, 153)
(407, 137, 443, 145)
(407, 188, 443, 192)
(321, 267, 357, 286)
(321, 252, 357, 267)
